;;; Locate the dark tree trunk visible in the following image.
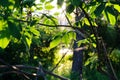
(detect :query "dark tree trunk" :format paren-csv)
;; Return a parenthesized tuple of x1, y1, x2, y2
(70, 7, 84, 80)
(71, 33, 83, 80)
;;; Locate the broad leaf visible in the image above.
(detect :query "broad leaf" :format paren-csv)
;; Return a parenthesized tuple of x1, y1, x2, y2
(40, 0, 45, 3)
(22, 35, 32, 51)
(61, 31, 76, 45)
(45, 4, 54, 10)
(105, 6, 115, 15)
(71, 0, 81, 7)
(104, 6, 116, 25)
(30, 27, 40, 36)
(49, 37, 61, 49)
(83, 18, 90, 26)
(26, 37, 32, 49)
(114, 4, 120, 12)
(68, 31, 76, 40)
(8, 21, 21, 39)
(0, 20, 10, 49)
(66, 4, 75, 14)
(0, 35, 10, 49)
(94, 3, 106, 17)
(62, 33, 69, 45)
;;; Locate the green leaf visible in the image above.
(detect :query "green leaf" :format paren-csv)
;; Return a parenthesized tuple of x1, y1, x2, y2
(0, 30, 10, 49)
(84, 54, 97, 66)
(77, 39, 88, 47)
(68, 31, 76, 40)
(40, 0, 45, 3)
(0, 37, 10, 49)
(108, 13, 116, 25)
(114, 4, 120, 12)
(22, 35, 32, 51)
(30, 27, 40, 36)
(62, 33, 69, 44)
(8, 21, 21, 39)
(104, 6, 116, 25)
(110, 49, 120, 62)
(45, 4, 54, 10)
(26, 37, 32, 48)
(61, 31, 76, 45)
(94, 3, 106, 16)
(83, 18, 90, 26)
(105, 6, 115, 15)
(66, 4, 75, 14)
(49, 37, 61, 49)
(84, 59, 90, 66)
(0, 20, 10, 49)
(71, 0, 81, 7)
(22, 0, 35, 7)
(96, 0, 107, 2)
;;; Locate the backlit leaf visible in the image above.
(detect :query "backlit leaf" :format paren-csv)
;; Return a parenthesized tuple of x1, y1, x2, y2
(83, 18, 90, 26)
(49, 37, 61, 49)
(0, 34, 10, 49)
(30, 27, 40, 36)
(22, 35, 32, 51)
(0, 20, 10, 49)
(104, 6, 116, 25)
(62, 33, 69, 44)
(40, 0, 45, 3)
(45, 4, 54, 10)
(114, 4, 120, 12)
(26, 37, 32, 48)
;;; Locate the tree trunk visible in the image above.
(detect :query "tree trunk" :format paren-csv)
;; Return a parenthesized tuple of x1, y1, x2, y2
(71, 33, 83, 80)
(71, 7, 84, 80)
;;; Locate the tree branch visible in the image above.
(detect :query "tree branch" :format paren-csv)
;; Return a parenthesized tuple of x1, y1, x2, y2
(17, 19, 89, 38)
(0, 71, 31, 80)
(101, 38, 118, 80)
(79, 5, 118, 80)
(50, 51, 68, 72)
(0, 64, 69, 80)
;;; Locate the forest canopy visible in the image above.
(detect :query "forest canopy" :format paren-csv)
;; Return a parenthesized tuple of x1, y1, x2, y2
(0, 0, 120, 80)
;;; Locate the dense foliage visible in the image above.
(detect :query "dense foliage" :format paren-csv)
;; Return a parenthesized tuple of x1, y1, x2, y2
(0, 0, 120, 80)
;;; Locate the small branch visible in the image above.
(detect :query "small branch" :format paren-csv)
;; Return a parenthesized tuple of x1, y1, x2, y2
(17, 19, 88, 37)
(97, 65, 111, 77)
(35, 63, 46, 80)
(50, 52, 68, 72)
(79, 7, 95, 34)
(0, 71, 31, 80)
(79, 5, 118, 80)
(17, 19, 72, 27)
(74, 46, 87, 52)
(50, 40, 74, 72)
(101, 38, 118, 80)
(79, 7, 99, 44)
(0, 64, 69, 80)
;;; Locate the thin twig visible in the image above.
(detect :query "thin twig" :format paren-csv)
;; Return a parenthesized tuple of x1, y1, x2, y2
(101, 38, 118, 80)
(0, 64, 69, 80)
(0, 71, 31, 80)
(50, 41, 73, 72)
(17, 19, 88, 37)
(79, 6, 118, 80)
(0, 58, 31, 80)
(0, 57, 69, 80)
(50, 52, 68, 72)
